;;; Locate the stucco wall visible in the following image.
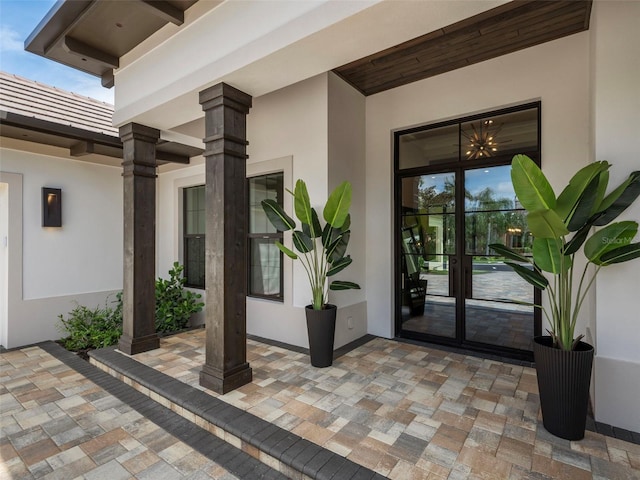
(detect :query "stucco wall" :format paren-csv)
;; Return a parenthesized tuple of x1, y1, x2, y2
(156, 74, 367, 349)
(591, 0, 640, 432)
(365, 31, 592, 340)
(1, 143, 123, 348)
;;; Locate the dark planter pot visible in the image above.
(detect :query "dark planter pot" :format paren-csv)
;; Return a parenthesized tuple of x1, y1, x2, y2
(305, 304, 336, 368)
(533, 336, 594, 441)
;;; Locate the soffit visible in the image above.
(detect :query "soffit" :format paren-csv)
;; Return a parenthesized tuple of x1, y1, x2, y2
(333, 0, 592, 96)
(25, 0, 198, 87)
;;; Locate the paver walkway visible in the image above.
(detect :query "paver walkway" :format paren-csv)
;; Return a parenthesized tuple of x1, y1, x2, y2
(0, 344, 283, 479)
(123, 329, 640, 479)
(3, 332, 640, 479)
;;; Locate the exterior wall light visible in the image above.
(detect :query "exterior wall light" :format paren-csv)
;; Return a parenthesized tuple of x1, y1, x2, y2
(42, 187, 62, 227)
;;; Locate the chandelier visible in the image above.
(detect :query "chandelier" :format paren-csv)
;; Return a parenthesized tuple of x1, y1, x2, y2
(462, 120, 502, 160)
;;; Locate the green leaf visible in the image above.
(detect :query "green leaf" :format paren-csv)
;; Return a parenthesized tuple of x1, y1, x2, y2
(292, 230, 313, 254)
(593, 171, 640, 226)
(564, 221, 593, 256)
(505, 261, 549, 289)
(326, 231, 350, 263)
(275, 240, 298, 259)
(293, 179, 313, 226)
(527, 209, 570, 239)
(341, 213, 351, 232)
(322, 223, 340, 248)
(262, 199, 295, 232)
(599, 242, 640, 265)
(302, 208, 322, 238)
(584, 221, 638, 264)
(489, 243, 532, 264)
(511, 155, 556, 212)
(323, 181, 352, 228)
(327, 256, 352, 276)
(591, 169, 609, 216)
(329, 280, 361, 291)
(566, 174, 602, 232)
(555, 161, 609, 226)
(533, 237, 570, 273)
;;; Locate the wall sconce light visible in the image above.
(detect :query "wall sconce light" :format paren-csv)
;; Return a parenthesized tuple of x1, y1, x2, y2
(42, 187, 62, 227)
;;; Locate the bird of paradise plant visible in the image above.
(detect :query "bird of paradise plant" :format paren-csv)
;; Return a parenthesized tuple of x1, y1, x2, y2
(491, 155, 640, 351)
(261, 180, 360, 310)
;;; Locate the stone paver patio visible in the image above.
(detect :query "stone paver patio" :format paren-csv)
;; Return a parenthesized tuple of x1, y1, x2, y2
(98, 329, 640, 479)
(2, 330, 640, 479)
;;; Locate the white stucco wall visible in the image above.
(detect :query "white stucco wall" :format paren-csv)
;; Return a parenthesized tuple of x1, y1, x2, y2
(0, 143, 123, 348)
(365, 31, 591, 339)
(0, 182, 8, 347)
(591, 1, 640, 432)
(156, 74, 368, 349)
(247, 73, 368, 348)
(328, 72, 368, 347)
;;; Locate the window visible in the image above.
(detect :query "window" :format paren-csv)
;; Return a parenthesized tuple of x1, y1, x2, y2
(248, 172, 284, 300)
(183, 185, 205, 288)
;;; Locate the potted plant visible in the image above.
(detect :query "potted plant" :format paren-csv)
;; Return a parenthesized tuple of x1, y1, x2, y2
(491, 154, 640, 440)
(262, 179, 360, 367)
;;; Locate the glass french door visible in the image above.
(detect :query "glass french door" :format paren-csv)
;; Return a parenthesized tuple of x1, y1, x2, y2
(395, 104, 541, 359)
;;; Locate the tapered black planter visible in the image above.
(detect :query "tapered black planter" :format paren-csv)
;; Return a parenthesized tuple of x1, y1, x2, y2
(533, 336, 594, 440)
(305, 304, 336, 368)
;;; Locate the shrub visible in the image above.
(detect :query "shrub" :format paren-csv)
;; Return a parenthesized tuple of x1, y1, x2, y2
(58, 263, 204, 352)
(155, 262, 205, 333)
(57, 293, 123, 351)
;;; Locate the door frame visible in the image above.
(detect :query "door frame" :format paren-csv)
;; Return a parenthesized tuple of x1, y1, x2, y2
(393, 102, 542, 361)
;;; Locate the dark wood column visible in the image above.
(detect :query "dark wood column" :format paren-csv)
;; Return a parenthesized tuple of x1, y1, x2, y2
(118, 123, 160, 355)
(199, 83, 252, 393)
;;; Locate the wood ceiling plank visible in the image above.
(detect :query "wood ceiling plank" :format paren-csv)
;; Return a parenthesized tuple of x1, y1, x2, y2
(333, 0, 592, 96)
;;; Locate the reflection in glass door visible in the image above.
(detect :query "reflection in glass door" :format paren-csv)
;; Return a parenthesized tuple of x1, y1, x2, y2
(395, 103, 541, 359)
(463, 166, 536, 351)
(400, 173, 456, 338)
(398, 165, 538, 355)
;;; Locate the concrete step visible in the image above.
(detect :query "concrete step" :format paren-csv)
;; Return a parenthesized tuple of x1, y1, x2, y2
(39, 341, 287, 479)
(89, 346, 385, 480)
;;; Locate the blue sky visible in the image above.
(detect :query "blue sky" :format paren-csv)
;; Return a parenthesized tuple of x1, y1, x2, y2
(0, 0, 114, 103)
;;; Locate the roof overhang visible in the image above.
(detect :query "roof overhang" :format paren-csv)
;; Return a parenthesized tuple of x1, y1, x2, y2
(25, 0, 198, 88)
(0, 110, 203, 165)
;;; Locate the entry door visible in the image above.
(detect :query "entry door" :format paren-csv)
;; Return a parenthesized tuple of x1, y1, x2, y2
(397, 164, 539, 358)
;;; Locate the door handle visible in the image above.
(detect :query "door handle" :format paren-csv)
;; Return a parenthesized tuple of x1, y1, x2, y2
(464, 257, 473, 299)
(449, 257, 456, 297)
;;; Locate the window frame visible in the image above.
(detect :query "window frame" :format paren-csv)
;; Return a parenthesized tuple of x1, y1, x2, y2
(183, 184, 206, 289)
(247, 172, 285, 302)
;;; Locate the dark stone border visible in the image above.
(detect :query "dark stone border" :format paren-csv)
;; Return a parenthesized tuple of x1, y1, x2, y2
(88, 345, 386, 480)
(247, 333, 378, 361)
(37, 341, 288, 480)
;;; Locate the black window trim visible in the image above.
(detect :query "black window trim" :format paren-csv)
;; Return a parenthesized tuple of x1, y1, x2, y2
(247, 172, 285, 302)
(183, 185, 205, 289)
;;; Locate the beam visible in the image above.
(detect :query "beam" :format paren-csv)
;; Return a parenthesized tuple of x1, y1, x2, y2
(62, 36, 119, 68)
(199, 83, 252, 394)
(139, 0, 184, 25)
(156, 150, 190, 164)
(101, 69, 114, 89)
(70, 141, 94, 156)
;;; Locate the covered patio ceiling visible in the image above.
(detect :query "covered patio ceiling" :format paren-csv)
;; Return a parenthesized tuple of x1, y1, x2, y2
(334, 0, 592, 96)
(26, 0, 592, 100)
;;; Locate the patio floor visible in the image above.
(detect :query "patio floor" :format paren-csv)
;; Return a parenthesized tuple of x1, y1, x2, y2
(3, 330, 640, 479)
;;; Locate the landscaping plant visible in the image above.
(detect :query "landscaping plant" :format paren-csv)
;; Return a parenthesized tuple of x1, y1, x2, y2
(155, 262, 204, 333)
(490, 154, 640, 350)
(57, 292, 123, 351)
(58, 263, 204, 352)
(262, 180, 360, 310)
